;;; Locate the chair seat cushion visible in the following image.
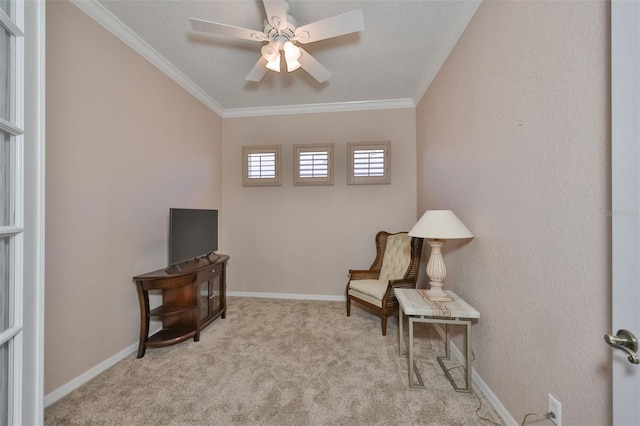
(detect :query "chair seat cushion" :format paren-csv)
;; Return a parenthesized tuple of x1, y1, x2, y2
(348, 279, 388, 308)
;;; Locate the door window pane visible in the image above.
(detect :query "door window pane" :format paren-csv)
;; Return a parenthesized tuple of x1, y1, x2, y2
(0, 237, 10, 333)
(0, 341, 8, 425)
(0, 26, 10, 122)
(0, 0, 9, 17)
(0, 131, 11, 226)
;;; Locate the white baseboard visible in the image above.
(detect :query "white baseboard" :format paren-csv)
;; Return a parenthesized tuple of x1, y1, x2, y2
(228, 290, 346, 302)
(432, 325, 517, 426)
(44, 342, 138, 408)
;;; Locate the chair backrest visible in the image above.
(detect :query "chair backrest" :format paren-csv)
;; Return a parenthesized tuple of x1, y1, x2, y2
(378, 233, 412, 282)
(367, 231, 423, 283)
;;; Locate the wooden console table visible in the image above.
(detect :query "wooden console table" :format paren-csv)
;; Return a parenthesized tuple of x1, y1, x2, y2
(133, 253, 229, 358)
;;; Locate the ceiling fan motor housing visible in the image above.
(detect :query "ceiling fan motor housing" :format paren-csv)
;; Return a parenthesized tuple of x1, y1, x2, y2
(263, 14, 297, 45)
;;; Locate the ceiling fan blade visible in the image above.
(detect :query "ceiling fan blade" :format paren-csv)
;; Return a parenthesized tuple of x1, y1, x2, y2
(262, 0, 288, 31)
(190, 18, 266, 42)
(294, 9, 364, 44)
(297, 47, 331, 83)
(246, 57, 269, 82)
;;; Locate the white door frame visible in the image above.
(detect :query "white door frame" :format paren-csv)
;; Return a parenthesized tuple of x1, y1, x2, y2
(611, 1, 640, 424)
(21, 0, 46, 424)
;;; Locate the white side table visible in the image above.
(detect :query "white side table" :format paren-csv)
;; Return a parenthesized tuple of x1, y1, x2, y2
(396, 288, 480, 392)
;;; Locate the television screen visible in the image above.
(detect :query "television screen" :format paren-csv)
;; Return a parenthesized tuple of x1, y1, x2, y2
(169, 208, 218, 265)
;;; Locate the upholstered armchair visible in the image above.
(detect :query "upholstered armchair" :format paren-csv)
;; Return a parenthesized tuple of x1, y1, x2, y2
(346, 231, 424, 336)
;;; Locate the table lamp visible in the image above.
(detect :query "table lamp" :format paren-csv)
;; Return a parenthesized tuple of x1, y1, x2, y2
(408, 210, 473, 302)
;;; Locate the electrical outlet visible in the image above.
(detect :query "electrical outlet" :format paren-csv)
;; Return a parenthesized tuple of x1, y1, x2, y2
(548, 394, 561, 426)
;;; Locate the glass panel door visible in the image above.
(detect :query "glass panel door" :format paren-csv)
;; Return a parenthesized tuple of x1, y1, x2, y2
(199, 280, 210, 320)
(211, 273, 220, 313)
(0, 0, 24, 423)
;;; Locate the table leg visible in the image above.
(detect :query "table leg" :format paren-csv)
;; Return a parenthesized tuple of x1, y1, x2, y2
(408, 317, 425, 388)
(466, 320, 472, 392)
(444, 323, 451, 361)
(399, 308, 405, 356)
(409, 316, 414, 387)
(135, 285, 149, 359)
(436, 319, 472, 393)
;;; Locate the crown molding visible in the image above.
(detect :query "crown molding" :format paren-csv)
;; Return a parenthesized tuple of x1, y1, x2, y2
(223, 98, 416, 118)
(71, 1, 418, 118)
(70, 0, 225, 116)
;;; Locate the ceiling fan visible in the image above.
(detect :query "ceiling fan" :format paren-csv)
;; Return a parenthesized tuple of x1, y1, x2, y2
(189, 0, 364, 83)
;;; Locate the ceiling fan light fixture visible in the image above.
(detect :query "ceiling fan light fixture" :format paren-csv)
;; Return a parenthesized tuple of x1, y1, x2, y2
(286, 59, 301, 72)
(283, 40, 301, 60)
(266, 55, 281, 72)
(283, 41, 301, 72)
(261, 43, 279, 62)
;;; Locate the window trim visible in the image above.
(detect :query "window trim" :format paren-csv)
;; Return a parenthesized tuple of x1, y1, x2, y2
(347, 141, 391, 185)
(293, 143, 334, 186)
(242, 145, 282, 187)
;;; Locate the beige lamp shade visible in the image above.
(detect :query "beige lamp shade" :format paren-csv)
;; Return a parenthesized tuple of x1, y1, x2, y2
(408, 210, 473, 240)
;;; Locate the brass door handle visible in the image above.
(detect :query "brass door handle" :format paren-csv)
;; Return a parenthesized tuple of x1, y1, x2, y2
(605, 329, 640, 364)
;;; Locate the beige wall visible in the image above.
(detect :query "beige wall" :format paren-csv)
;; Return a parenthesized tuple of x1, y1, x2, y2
(44, 0, 613, 421)
(45, 1, 223, 393)
(221, 109, 417, 297)
(416, 1, 610, 424)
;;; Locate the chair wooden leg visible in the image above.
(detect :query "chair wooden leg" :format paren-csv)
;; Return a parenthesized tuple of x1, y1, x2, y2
(381, 315, 388, 336)
(346, 296, 351, 316)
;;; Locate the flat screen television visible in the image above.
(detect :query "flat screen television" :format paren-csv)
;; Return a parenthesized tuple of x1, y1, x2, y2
(169, 208, 218, 265)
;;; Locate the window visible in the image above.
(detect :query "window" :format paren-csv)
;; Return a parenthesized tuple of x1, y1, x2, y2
(242, 145, 281, 186)
(348, 141, 391, 185)
(0, 1, 24, 423)
(294, 143, 333, 186)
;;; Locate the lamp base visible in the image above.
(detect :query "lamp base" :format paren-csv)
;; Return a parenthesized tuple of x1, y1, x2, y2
(425, 285, 452, 302)
(425, 240, 452, 302)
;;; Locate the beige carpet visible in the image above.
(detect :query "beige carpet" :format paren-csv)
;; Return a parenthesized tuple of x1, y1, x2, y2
(45, 297, 503, 425)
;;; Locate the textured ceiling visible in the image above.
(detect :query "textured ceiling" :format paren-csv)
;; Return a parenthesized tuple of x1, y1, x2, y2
(84, 0, 481, 116)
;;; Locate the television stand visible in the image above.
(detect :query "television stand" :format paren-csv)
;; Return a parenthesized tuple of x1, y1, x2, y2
(133, 254, 229, 358)
(165, 264, 183, 274)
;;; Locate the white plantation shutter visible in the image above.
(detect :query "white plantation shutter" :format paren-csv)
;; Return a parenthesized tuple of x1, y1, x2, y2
(242, 145, 281, 186)
(353, 148, 385, 177)
(348, 142, 391, 184)
(294, 144, 333, 185)
(299, 151, 328, 177)
(247, 152, 276, 178)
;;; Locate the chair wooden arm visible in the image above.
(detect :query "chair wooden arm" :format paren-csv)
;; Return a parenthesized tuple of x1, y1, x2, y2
(383, 278, 417, 308)
(348, 269, 381, 280)
(387, 278, 416, 289)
